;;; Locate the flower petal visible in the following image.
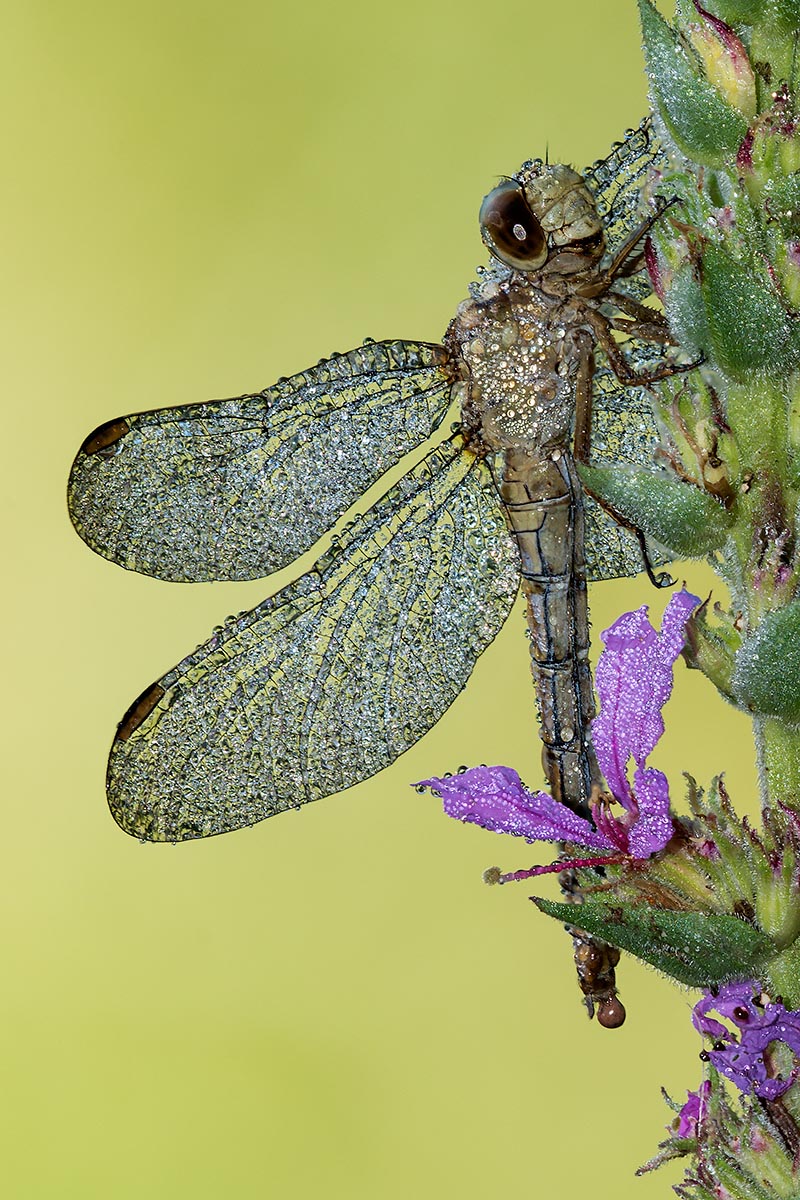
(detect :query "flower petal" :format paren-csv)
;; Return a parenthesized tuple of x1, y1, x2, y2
(627, 765, 673, 857)
(675, 1080, 710, 1139)
(693, 984, 800, 1100)
(693, 980, 760, 1040)
(419, 765, 616, 850)
(594, 589, 701, 811)
(708, 1036, 794, 1100)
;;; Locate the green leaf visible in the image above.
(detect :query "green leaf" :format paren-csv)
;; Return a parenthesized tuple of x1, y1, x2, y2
(664, 264, 710, 360)
(638, 0, 749, 167)
(771, 0, 800, 29)
(733, 599, 800, 722)
(702, 245, 796, 379)
(578, 463, 732, 558)
(535, 896, 771, 986)
(702, 0, 763, 18)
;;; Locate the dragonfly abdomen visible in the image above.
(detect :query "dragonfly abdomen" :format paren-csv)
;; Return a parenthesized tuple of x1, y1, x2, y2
(499, 446, 601, 818)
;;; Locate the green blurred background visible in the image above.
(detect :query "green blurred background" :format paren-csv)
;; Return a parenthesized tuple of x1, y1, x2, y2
(3, 1, 759, 1196)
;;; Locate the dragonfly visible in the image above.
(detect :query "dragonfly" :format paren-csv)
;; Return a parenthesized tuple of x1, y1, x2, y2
(68, 119, 681, 855)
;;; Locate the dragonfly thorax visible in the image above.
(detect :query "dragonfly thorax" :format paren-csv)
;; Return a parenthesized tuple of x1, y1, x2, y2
(519, 163, 602, 247)
(446, 275, 582, 454)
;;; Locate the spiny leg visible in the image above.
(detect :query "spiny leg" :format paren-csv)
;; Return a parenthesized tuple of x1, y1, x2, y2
(572, 333, 595, 465)
(607, 288, 672, 330)
(578, 196, 679, 298)
(584, 307, 701, 385)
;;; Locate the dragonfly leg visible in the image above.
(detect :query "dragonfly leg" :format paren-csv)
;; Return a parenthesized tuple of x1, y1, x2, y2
(572, 335, 595, 464)
(600, 196, 679, 286)
(636, 528, 675, 589)
(610, 313, 674, 346)
(585, 307, 701, 384)
(607, 294, 674, 348)
(577, 196, 679, 298)
(607, 288, 670, 328)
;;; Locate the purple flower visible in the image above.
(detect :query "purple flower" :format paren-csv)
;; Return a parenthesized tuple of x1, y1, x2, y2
(419, 590, 700, 867)
(675, 1080, 711, 1139)
(693, 983, 800, 1100)
(593, 588, 700, 858)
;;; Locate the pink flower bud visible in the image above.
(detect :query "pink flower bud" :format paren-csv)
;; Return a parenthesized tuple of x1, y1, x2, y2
(688, 2, 756, 119)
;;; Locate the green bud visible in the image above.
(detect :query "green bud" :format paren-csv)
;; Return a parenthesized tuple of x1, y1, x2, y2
(756, 836, 800, 946)
(776, 240, 800, 310)
(733, 599, 800, 722)
(638, 0, 749, 167)
(740, 125, 800, 237)
(683, 604, 741, 703)
(686, 9, 756, 119)
(766, 936, 800, 1007)
(578, 462, 733, 558)
(764, 170, 800, 217)
(781, 141, 800, 178)
(534, 895, 771, 987)
(701, 244, 797, 378)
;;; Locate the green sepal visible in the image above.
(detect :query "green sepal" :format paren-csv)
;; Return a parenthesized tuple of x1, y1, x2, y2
(733, 599, 800, 723)
(762, 172, 800, 239)
(578, 462, 732, 558)
(702, 245, 796, 379)
(713, 1155, 782, 1200)
(766, 938, 800, 1009)
(683, 605, 741, 703)
(638, 0, 749, 167)
(534, 896, 771, 986)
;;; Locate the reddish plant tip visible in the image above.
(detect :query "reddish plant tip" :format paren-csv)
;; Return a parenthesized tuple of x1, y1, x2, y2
(644, 235, 664, 302)
(737, 127, 754, 172)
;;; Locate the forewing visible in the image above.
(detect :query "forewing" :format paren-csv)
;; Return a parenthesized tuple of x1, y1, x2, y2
(583, 347, 666, 582)
(583, 117, 666, 300)
(68, 340, 455, 582)
(107, 438, 520, 841)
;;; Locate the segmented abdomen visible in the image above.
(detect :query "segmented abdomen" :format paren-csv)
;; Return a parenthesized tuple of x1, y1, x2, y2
(498, 446, 601, 817)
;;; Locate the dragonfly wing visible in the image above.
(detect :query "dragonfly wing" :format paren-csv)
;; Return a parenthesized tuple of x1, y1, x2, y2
(583, 117, 666, 300)
(68, 340, 455, 582)
(107, 437, 520, 841)
(583, 349, 667, 582)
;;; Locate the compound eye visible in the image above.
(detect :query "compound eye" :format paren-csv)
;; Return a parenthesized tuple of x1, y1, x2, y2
(479, 180, 548, 271)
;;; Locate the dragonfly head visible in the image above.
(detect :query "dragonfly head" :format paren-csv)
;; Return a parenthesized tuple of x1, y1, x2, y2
(479, 162, 604, 276)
